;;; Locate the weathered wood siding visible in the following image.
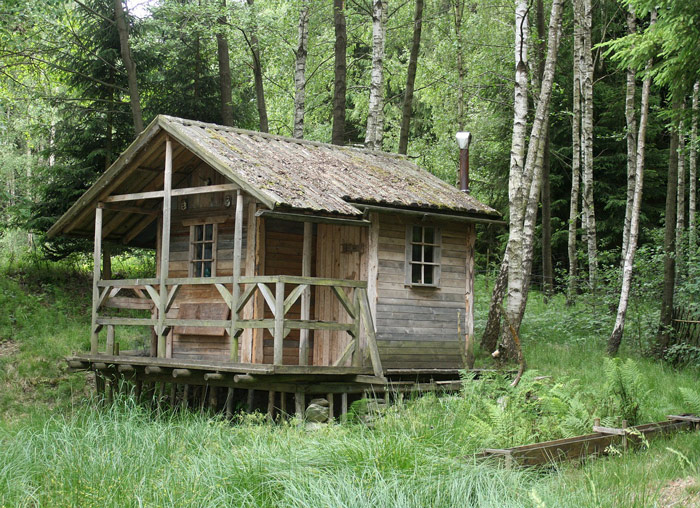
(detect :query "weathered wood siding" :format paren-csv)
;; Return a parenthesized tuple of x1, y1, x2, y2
(374, 213, 469, 368)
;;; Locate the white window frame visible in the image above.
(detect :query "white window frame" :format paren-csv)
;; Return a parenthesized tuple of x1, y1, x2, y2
(405, 224, 441, 288)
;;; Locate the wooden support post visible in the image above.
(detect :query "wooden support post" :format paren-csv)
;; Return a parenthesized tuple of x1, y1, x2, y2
(170, 384, 176, 406)
(106, 377, 114, 405)
(299, 222, 312, 365)
(135, 380, 142, 401)
(209, 387, 218, 411)
(247, 389, 255, 412)
(464, 223, 475, 369)
(225, 388, 234, 418)
(183, 384, 190, 410)
(95, 372, 105, 400)
(327, 393, 334, 421)
(273, 280, 285, 365)
(341, 392, 348, 421)
(267, 391, 276, 421)
(157, 136, 173, 358)
(230, 189, 244, 361)
(365, 212, 379, 364)
(105, 325, 115, 356)
(295, 392, 305, 419)
(622, 420, 628, 451)
(280, 392, 287, 417)
(91, 205, 103, 354)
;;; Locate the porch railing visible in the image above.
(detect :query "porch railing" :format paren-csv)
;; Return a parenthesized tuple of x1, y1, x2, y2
(91, 275, 383, 377)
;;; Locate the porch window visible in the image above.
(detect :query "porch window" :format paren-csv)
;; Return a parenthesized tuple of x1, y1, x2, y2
(406, 224, 441, 287)
(190, 223, 217, 277)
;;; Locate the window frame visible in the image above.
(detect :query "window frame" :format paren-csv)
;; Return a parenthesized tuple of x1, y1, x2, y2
(188, 222, 218, 278)
(405, 224, 441, 288)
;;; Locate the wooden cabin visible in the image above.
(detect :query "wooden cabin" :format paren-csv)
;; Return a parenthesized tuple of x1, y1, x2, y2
(50, 115, 500, 416)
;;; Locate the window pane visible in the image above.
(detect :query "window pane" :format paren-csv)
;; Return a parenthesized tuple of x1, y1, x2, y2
(204, 243, 213, 259)
(205, 224, 213, 241)
(203, 261, 212, 277)
(424, 266, 433, 285)
(424, 227, 435, 244)
(194, 262, 202, 277)
(195, 243, 203, 260)
(195, 225, 203, 241)
(411, 263, 421, 284)
(412, 244, 422, 262)
(424, 245, 434, 263)
(412, 226, 421, 242)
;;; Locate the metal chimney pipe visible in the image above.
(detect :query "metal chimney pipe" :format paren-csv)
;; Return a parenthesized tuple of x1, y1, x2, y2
(455, 132, 472, 193)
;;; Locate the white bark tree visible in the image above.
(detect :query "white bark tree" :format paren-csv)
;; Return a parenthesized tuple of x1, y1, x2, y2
(608, 14, 655, 354)
(676, 100, 687, 281)
(293, 0, 310, 139)
(621, 7, 637, 259)
(364, 0, 387, 150)
(568, 0, 582, 302)
(690, 81, 699, 255)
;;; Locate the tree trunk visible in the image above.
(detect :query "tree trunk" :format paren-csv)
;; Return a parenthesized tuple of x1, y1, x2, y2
(217, 0, 234, 126)
(690, 81, 699, 256)
(398, 0, 423, 155)
(608, 16, 654, 355)
(332, 0, 347, 145)
(113, 0, 143, 136)
(293, 1, 310, 139)
(365, 0, 387, 150)
(656, 92, 681, 353)
(568, 6, 582, 303)
(580, 0, 597, 290)
(675, 101, 686, 283)
(504, 0, 563, 355)
(481, 252, 507, 352)
(246, 0, 268, 133)
(454, 0, 465, 130)
(621, 7, 637, 260)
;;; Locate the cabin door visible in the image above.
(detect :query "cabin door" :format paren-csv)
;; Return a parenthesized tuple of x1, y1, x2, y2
(313, 224, 367, 366)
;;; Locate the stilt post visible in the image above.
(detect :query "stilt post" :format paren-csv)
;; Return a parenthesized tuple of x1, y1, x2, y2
(157, 135, 173, 357)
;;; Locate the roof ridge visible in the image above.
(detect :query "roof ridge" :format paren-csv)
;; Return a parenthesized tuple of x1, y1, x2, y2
(159, 115, 410, 161)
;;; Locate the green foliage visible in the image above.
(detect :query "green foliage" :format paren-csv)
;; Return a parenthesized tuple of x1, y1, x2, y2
(602, 358, 648, 425)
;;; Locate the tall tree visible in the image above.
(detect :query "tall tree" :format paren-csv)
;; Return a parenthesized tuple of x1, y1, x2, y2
(453, 0, 466, 129)
(608, 10, 655, 355)
(113, 0, 143, 136)
(398, 0, 423, 155)
(365, 0, 387, 150)
(656, 93, 681, 352)
(216, 0, 234, 126)
(331, 0, 347, 145)
(690, 81, 699, 255)
(245, 0, 268, 132)
(293, 0, 310, 139)
(579, 0, 597, 290)
(675, 100, 687, 281)
(621, 7, 637, 259)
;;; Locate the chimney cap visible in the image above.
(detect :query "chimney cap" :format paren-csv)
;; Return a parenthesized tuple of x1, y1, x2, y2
(455, 131, 472, 150)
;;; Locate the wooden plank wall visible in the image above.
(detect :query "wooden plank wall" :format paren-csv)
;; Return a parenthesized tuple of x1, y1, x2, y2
(166, 164, 248, 361)
(314, 224, 367, 366)
(262, 219, 316, 365)
(374, 213, 469, 368)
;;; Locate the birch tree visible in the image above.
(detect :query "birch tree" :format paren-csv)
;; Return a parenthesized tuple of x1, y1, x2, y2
(608, 11, 655, 354)
(113, 0, 143, 136)
(365, 0, 387, 150)
(690, 81, 699, 255)
(676, 101, 687, 281)
(293, 0, 310, 139)
(398, 0, 423, 155)
(332, 0, 347, 145)
(621, 7, 637, 259)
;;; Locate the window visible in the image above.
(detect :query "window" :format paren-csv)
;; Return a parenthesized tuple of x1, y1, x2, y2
(190, 223, 217, 277)
(406, 225, 440, 287)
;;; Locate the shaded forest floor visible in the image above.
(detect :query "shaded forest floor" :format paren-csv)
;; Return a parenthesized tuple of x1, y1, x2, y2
(1, 254, 700, 507)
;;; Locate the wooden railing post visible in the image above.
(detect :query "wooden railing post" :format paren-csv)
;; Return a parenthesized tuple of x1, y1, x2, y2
(230, 189, 243, 361)
(91, 205, 103, 354)
(157, 135, 173, 358)
(298, 222, 312, 365)
(274, 280, 285, 365)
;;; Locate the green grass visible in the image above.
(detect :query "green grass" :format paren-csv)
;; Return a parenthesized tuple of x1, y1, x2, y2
(2, 252, 700, 507)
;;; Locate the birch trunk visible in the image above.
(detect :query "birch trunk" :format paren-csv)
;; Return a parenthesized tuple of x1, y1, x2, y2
(216, 0, 234, 126)
(675, 102, 686, 282)
(567, 5, 582, 303)
(482, 0, 528, 353)
(113, 0, 143, 136)
(398, 0, 423, 155)
(246, 0, 268, 132)
(580, 0, 597, 290)
(365, 0, 387, 150)
(656, 92, 681, 353)
(332, 0, 347, 145)
(454, 0, 465, 130)
(621, 7, 637, 259)
(690, 81, 699, 255)
(293, 1, 310, 139)
(505, 0, 563, 348)
(608, 21, 654, 355)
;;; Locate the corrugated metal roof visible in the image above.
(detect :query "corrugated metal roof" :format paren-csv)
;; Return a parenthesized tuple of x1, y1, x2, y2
(161, 116, 498, 217)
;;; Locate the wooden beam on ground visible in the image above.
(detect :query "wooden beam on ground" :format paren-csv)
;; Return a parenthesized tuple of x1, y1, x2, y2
(157, 136, 172, 357)
(90, 205, 103, 354)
